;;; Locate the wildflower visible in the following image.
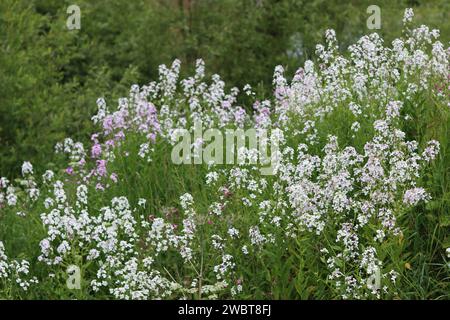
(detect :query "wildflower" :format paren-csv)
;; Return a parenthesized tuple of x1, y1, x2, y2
(205, 172, 219, 185)
(96, 160, 107, 177)
(422, 140, 440, 161)
(110, 173, 118, 183)
(138, 198, 146, 207)
(403, 187, 430, 206)
(91, 144, 102, 158)
(42, 170, 54, 183)
(227, 227, 239, 238)
(21, 162, 33, 176)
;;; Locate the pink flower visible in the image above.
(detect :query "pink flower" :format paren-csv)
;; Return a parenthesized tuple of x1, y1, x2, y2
(110, 173, 118, 183)
(103, 116, 114, 133)
(66, 167, 74, 175)
(115, 131, 125, 140)
(91, 144, 102, 158)
(148, 132, 156, 142)
(96, 160, 107, 177)
(105, 139, 115, 149)
(223, 187, 233, 198)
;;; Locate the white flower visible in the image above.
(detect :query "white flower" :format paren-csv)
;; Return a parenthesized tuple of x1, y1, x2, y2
(206, 172, 219, 185)
(403, 187, 430, 206)
(138, 198, 147, 208)
(42, 170, 54, 183)
(403, 8, 414, 24)
(21, 161, 33, 176)
(227, 227, 239, 238)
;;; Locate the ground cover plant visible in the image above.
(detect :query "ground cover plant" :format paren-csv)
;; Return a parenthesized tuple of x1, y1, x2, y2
(0, 9, 449, 299)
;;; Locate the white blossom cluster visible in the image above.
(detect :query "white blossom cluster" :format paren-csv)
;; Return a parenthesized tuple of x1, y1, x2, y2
(0, 241, 38, 291)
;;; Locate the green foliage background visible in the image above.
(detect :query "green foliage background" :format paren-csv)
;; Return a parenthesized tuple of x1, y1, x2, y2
(0, 0, 449, 177)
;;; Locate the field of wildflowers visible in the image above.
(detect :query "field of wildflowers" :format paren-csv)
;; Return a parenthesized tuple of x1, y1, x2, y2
(0, 9, 449, 299)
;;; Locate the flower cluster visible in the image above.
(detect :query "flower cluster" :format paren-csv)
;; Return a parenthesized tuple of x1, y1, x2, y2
(0, 241, 38, 291)
(0, 9, 448, 300)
